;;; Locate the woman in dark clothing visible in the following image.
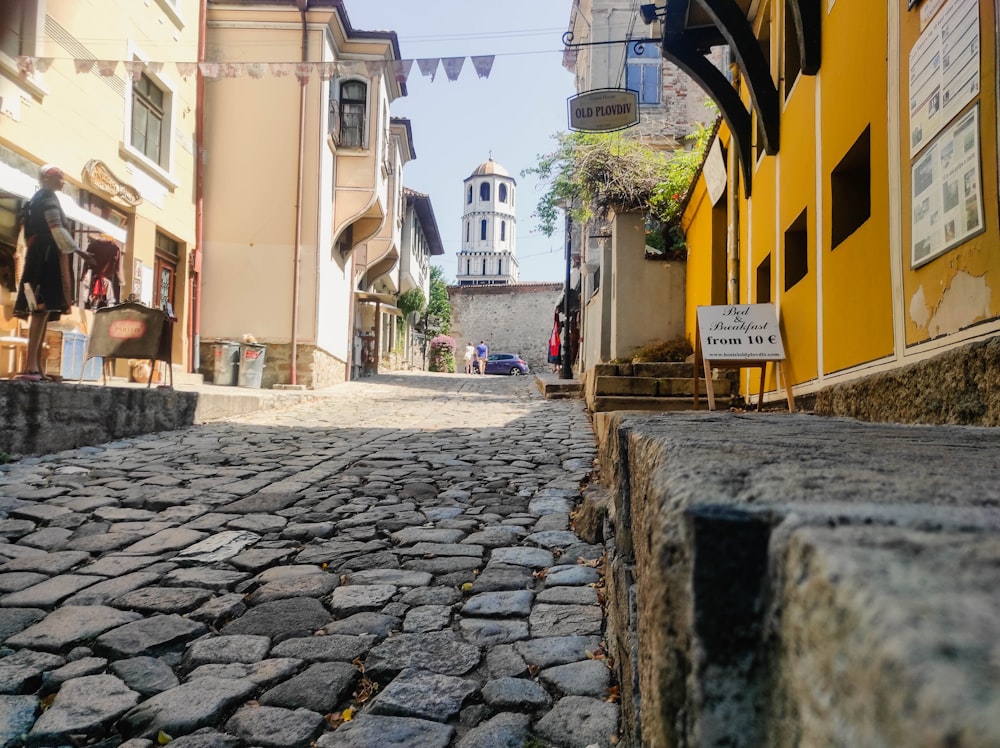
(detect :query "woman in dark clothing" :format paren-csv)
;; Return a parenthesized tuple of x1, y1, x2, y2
(13, 164, 92, 381)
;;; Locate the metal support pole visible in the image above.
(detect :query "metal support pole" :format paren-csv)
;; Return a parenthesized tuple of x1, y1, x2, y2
(560, 211, 573, 380)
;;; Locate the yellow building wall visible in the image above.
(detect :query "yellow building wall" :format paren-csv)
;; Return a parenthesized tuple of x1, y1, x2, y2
(747, 153, 778, 392)
(899, 1, 1000, 345)
(679, 0, 1000, 407)
(819, 0, 894, 373)
(682, 175, 726, 345)
(777, 71, 818, 387)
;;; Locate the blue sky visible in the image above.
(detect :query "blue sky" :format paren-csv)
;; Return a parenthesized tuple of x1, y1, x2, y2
(341, 0, 576, 284)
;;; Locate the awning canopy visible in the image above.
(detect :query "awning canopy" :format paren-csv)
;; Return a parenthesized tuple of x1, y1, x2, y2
(0, 161, 128, 243)
(354, 291, 403, 317)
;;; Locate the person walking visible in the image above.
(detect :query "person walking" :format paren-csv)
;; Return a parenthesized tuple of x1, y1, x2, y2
(13, 164, 92, 382)
(463, 341, 475, 374)
(475, 340, 489, 375)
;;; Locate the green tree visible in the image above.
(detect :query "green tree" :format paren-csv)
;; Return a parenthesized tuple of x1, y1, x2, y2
(396, 287, 426, 318)
(521, 121, 714, 251)
(426, 266, 451, 335)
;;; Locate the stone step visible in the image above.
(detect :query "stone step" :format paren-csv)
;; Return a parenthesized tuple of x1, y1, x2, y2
(594, 376, 730, 398)
(591, 395, 731, 413)
(534, 375, 583, 400)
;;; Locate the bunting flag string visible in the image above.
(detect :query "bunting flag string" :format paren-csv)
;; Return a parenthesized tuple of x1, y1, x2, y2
(14, 55, 497, 84)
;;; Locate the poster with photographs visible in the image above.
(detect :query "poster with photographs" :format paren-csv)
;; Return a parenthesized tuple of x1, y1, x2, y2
(911, 105, 984, 267)
(908, 0, 979, 157)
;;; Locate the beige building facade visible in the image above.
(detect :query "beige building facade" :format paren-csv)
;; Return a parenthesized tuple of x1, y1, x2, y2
(1, 0, 200, 379)
(200, 0, 408, 388)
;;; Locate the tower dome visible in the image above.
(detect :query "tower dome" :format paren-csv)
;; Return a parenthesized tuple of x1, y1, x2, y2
(469, 157, 512, 179)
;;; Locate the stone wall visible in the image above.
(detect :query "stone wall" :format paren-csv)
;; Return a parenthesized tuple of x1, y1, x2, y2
(0, 380, 197, 456)
(596, 410, 1000, 747)
(814, 336, 1000, 425)
(448, 283, 562, 372)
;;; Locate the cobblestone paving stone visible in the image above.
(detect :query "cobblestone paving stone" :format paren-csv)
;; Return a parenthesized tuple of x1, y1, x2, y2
(0, 372, 619, 747)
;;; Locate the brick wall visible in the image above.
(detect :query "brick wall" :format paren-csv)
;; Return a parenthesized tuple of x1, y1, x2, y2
(448, 283, 562, 372)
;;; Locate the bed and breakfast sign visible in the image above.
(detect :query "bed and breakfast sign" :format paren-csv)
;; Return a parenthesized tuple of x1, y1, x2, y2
(696, 304, 785, 360)
(694, 304, 794, 411)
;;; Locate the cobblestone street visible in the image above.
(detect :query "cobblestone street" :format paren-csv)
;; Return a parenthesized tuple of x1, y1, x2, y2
(0, 372, 619, 747)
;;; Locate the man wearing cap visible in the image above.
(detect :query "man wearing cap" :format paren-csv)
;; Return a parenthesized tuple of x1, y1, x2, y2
(13, 165, 92, 381)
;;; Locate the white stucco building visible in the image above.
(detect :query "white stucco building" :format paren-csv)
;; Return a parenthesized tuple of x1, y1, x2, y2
(456, 157, 518, 286)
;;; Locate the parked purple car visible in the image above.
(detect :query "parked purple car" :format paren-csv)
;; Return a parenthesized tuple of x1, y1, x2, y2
(482, 353, 530, 376)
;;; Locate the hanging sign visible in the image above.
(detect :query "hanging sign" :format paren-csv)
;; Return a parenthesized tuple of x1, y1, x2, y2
(568, 88, 639, 132)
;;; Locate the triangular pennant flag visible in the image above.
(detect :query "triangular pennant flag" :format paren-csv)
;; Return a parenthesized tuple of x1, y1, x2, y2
(442, 57, 465, 82)
(123, 60, 145, 81)
(471, 55, 495, 79)
(96, 60, 118, 76)
(270, 62, 293, 77)
(146, 61, 163, 75)
(246, 62, 267, 79)
(35, 58, 54, 73)
(295, 62, 313, 83)
(220, 62, 244, 78)
(16, 56, 34, 77)
(198, 62, 220, 79)
(391, 59, 413, 86)
(416, 58, 439, 82)
(318, 61, 339, 80)
(176, 62, 198, 77)
(75, 59, 96, 74)
(339, 60, 364, 77)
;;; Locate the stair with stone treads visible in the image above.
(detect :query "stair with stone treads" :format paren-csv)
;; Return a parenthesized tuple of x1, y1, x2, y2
(585, 362, 736, 413)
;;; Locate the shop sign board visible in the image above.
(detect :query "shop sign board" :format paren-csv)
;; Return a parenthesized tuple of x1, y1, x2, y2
(696, 304, 785, 360)
(694, 304, 794, 412)
(568, 89, 639, 132)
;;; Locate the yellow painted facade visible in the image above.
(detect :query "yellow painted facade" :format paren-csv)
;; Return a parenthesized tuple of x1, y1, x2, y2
(1, 0, 200, 375)
(682, 0, 1000, 405)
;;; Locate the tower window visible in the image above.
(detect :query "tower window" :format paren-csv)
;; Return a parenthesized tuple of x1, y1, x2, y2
(480, 183, 490, 201)
(467, 185, 473, 204)
(500, 221, 506, 241)
(482, 259, 487, 274)
(466, 258, 471, 275)
(499, 184, 508, 202)
(498, 259, 503, 275)
(480, 219, 487, 241)
(465, 222, 469, 242)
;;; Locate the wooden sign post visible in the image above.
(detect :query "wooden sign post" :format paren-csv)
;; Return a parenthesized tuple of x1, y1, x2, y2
(694, 304, 794, 412)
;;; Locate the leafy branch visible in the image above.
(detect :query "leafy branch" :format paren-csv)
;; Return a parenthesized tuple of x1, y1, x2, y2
(520, 119, 715, 247)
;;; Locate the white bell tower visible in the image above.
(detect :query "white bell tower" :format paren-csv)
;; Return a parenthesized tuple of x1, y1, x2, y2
(456, 156, 518, 285)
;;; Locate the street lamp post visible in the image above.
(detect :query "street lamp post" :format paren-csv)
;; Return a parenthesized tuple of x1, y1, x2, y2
(560, 209, 573, 380)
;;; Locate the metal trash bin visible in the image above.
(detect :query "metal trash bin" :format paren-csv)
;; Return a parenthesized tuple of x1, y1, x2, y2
(237, 343, 267, 388)
(212, 341, 241, 386)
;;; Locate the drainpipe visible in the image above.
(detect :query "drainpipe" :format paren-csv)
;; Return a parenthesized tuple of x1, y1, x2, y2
(192, 0, 207, 372)
(726, 138, 740, 305)
(290, 0, 309, 385)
